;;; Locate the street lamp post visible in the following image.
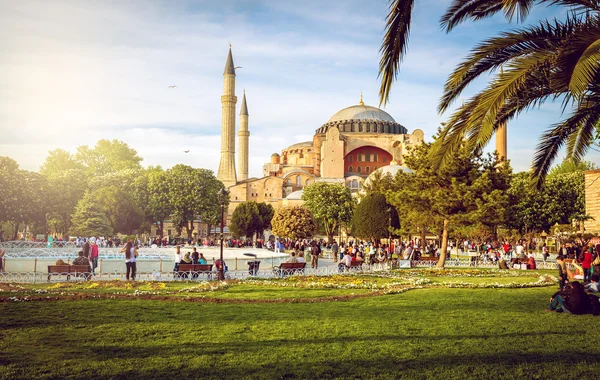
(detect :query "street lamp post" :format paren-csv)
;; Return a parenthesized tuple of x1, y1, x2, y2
(386, 207, 392, 247)
(217, 188, 229, 281)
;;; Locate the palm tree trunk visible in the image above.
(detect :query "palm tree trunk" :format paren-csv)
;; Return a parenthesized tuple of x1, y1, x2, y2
(437, 219, 449, 269)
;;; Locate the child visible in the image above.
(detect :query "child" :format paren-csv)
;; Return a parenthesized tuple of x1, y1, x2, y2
(585, 274, 599, 293)
(556, 254, 568, 290)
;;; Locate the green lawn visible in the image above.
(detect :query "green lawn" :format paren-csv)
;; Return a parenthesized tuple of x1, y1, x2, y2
(1, 270, 598, 379)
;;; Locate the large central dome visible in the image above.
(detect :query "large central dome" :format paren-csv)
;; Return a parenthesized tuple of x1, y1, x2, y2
(327, 104, 396, 123)
(316, 100, 407, 135)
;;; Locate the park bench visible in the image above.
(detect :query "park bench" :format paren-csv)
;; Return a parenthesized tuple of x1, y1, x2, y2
(177, 264, 213, 279)
(416, 256, 438, 261)
(349, 261, 363, 271)
(47, 265, 90, 281)
(273, 262, 306, 276)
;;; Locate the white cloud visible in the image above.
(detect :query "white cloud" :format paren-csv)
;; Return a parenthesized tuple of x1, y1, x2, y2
(1, 0, 598, 179)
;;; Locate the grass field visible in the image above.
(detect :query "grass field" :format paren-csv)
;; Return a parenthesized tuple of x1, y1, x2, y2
(1, 269, 598, 379)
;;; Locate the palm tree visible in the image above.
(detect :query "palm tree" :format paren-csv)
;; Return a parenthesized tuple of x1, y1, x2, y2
(379, 0, 600, 186)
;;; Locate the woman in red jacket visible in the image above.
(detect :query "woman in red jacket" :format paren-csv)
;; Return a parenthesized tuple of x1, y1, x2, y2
(582, 248, 593, 282)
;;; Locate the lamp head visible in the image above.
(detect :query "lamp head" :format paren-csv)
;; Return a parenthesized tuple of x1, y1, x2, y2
(217, 188, 229, 205)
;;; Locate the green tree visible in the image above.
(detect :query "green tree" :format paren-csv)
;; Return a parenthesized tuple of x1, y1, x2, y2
(256, 202, 275, 238)
(69, 194, 113, 237)
(351, 193, 397, 242)
(167, 165, 226, 239)
(271, 206, 316, 240)
(379, 0, 600, 186)
(40, 149, 84, 178)
(92, 186, 143, 234)
(76, 139, 142, 176)
(302, 182, 354, 243)
(230, 201, 261, 239)
(549, 159, 596, 177)
(137, 168, 172, 238)
(45, 169, 88, 235)
(388, 139, 511, 268)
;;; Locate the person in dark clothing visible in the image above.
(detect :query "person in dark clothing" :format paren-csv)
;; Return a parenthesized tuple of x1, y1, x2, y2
(547, 281, 592, 314)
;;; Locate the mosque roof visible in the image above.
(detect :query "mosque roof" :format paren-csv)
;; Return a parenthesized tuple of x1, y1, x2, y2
(327, 104, 396, 124)
(284, 141, 313, 150)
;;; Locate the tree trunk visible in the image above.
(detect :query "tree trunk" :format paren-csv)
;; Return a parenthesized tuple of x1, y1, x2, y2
(420, 225, 426, 255)
(437, 219, 449, 269)
(12, 222, 19, 240)
(158, 221, 164, 239)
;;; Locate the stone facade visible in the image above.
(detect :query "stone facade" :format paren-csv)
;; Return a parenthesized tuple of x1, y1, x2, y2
(585, 169, 600, 233)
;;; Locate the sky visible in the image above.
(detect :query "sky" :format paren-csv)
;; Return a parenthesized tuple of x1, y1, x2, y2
(1, 0, 599, 178)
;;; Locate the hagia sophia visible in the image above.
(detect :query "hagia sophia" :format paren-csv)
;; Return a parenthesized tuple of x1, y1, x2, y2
(214, 47, 600, 234)
(215, 48, 424, 220)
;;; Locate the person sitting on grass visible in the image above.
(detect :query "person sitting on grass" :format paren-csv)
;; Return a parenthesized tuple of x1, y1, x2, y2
(585, 274, 600, 293)
(286, 251, 299, 264)
(547, 281, 591, 314)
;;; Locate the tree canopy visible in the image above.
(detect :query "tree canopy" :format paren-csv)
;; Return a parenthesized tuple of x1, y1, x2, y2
(271, 206, 316, 240)
(301, 182, 354, 243)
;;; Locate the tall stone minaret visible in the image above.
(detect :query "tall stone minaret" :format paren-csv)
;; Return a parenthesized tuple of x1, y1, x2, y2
(238, 90, 249, 181)
(217, 47, 238, 187)
(496, 122, 507, 162)
(495, 65, 507, 162)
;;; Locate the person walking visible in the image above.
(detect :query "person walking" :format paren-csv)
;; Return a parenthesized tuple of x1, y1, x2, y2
(331, 240, 339, 262)
(310, 241, 319, 269)
(89, 237, 99, 275)
(582, 247, 593, 283)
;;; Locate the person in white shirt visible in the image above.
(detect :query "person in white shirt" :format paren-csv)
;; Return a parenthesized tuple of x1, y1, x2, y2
(174, 245, 182, 272)
(339, 252, 352, 271)
(120, 241, 138, 281)
(515, 243, 525, 258)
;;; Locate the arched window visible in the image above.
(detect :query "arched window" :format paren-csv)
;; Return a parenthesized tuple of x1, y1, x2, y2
(365, 166, 370, 174)
(357, 166, 362, 173)
(296, 176, 302, 187)
(305, 179, 311, 186)
(348, 166, 353, 173)
(348, 155, 353, 163)
(373, 153, 378, 162)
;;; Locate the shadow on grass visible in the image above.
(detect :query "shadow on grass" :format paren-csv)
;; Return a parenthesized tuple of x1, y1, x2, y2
(66, 350, 600, 380)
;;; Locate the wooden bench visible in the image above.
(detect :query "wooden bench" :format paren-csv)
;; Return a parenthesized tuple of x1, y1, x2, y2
(177, 264, 213, 279)
(47, 265, 91, 281)
(273, 262, 306, 276)
(339, 260, 364, 272)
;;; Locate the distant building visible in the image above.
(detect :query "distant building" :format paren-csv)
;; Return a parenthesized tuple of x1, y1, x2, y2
(216, 47, 425, 222)
(585, 169, 600, 233)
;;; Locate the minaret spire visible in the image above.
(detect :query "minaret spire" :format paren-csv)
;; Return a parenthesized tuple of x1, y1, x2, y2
(217, 47, 238, 187)
(238, 90, 250, 181)
(359, 91, 364, 106)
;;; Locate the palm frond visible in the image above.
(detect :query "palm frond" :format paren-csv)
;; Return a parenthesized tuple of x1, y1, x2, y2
(440, 17, 577, 112)
(531, 100, 600, 186)
(441, 0, 534, 32)
(378, 0, 415, 106)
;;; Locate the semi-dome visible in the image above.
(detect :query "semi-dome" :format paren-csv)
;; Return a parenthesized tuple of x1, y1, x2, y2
(364, 164, 413, 188)
(327, 104, 396, 124)
(286, 190, 304, 200)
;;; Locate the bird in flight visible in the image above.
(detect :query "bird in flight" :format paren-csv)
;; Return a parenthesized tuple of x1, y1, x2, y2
(183, 150, 189, 153)
(168, 85, 177, 88)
